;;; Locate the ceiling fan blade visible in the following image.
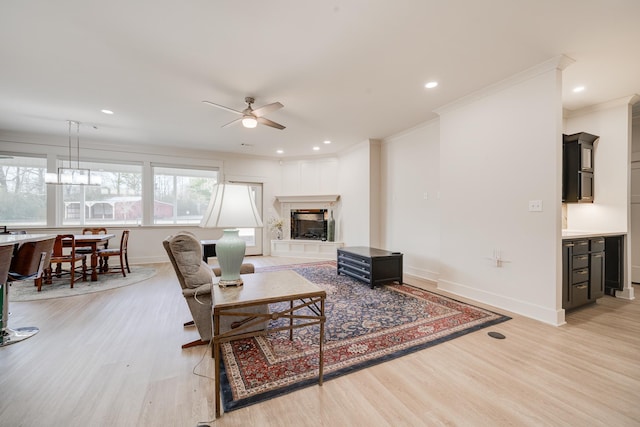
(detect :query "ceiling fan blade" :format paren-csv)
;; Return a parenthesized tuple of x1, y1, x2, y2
(202, 100, 243, 115)
(221, 117, 243, 128)
(257, 116, 286, 130)
(252, 102, 284, 117)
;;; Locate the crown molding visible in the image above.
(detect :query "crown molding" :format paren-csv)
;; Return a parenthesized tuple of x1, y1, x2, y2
(434, 55, 573, 116)
(564, 94, 640, 119)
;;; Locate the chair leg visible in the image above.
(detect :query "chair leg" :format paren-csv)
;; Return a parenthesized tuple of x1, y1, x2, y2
(119, 254, 126, 277)
(82, 258, 87, 281)
(69, 263, 75, 289)
(125, 252, 131, 273)
(182, 339, 209, 349)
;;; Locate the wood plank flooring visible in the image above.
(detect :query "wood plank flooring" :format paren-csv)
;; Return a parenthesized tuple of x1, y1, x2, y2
(1, 256, 638, 427)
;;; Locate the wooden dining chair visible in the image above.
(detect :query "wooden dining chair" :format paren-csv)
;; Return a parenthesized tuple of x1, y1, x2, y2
(77, 227, 109, 270)
(97, 230, 130, 277)
(45, 234, 87, 290)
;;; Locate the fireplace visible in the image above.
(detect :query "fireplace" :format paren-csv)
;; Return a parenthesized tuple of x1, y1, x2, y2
(290, 209, 327, 240)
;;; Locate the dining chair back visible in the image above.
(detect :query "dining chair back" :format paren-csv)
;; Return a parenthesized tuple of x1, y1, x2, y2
(45, 234, 87, 291)
(97, 230, 130, 277)
(77, 227, 109, 254)
(8, 237, 56, 290)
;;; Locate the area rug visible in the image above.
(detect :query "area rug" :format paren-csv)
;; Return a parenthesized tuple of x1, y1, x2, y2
(8, 266, 157, 302)
(219, 262, 510, 412)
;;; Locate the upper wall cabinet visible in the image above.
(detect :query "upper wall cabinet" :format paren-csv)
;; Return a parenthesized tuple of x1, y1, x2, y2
(563, 132, 599, 203)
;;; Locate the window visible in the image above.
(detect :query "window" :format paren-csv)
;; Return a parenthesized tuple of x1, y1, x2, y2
(0, 155, 47, 226)
(61, 161, 143, 226)
(152, 165, 218, 224)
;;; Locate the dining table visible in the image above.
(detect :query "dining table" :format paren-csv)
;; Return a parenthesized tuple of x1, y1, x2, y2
(64, 234, 115, 281)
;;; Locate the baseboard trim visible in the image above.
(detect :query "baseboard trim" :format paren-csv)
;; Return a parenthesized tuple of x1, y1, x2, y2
(438, 278, 565, 326)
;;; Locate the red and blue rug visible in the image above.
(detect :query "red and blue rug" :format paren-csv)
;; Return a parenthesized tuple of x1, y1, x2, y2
(219, 261, 510, 412)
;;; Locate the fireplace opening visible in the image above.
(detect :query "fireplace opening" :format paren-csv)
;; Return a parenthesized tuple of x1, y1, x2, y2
(291, 209, 327, 240)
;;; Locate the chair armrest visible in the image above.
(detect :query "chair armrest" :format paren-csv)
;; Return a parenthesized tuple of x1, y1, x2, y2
(182, 282, 212, 298)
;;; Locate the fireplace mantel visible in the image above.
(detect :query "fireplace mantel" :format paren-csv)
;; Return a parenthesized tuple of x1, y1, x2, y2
(275, 195, 340, 203)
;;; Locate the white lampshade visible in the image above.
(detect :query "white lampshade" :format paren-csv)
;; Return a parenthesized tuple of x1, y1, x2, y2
(200, 183, 263, 229)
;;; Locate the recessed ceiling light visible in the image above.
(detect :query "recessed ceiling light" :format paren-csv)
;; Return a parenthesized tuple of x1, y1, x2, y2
(276, 149, 284, 154)
(101, 109, 114, 115)
(323, 140, 331, 144)
(573, 86, 585, 93)
(425, 81, 438, 89)
(313, 146, 320, 151)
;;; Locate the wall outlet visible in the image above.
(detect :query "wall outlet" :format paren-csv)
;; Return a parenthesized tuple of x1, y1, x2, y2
(528, 200, 543, 212)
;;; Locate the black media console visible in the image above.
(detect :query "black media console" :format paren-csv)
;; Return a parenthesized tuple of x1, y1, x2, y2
(337, 246, 403, 289)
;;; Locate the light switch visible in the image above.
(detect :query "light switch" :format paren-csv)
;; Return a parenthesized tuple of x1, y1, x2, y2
(528, 200, 543, 212)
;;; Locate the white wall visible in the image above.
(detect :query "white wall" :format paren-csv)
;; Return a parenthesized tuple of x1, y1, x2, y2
(436, 61, 564, 325)
(337, 140, 374, 246)
(279, 158, 338, 196)
(632, 113, 640, 282)
(381, 120, 440, 281)
(564, 99, 632, 232)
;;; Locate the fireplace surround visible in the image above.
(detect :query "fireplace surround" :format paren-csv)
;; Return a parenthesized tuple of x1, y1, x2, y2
(271, 195, 343, 259)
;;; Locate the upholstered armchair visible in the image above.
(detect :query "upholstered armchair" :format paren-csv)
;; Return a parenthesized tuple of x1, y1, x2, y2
(163, 231, 269, 349)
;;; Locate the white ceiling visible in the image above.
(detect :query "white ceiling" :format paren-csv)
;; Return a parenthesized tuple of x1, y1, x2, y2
(1, 0, 639, 158)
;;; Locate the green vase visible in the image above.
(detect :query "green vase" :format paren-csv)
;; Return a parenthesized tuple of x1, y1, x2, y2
(216, 229, 246, 286)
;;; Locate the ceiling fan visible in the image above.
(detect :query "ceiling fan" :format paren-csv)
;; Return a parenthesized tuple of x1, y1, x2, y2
(202, 96, 285, 130)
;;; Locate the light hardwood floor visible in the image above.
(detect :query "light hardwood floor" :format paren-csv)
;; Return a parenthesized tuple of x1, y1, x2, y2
(1, 257, 639, 427)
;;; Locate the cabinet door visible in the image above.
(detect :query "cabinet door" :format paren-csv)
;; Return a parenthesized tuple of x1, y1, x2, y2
(590, 252, 605, 300)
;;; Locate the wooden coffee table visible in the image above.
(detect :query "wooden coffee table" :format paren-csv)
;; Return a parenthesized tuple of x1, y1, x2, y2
(212, 270, 326, 418)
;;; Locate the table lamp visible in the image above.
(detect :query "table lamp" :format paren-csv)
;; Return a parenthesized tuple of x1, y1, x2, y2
(199, 183, 263, 286)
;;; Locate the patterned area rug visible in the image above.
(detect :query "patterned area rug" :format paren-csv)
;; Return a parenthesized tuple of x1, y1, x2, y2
(8, 266, 157, 301)
(220, 262, 510, 412)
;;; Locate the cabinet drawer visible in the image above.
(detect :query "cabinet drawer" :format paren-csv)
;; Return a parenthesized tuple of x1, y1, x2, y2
(590, 238, 605, 252)
(571, 283, 589, 307)
(572, 254, 589, 269)
(338, 254, 371, 268)
(572, 239, 589, 255)
(572, 268, 589, 284)
(338, 266, 371, 284)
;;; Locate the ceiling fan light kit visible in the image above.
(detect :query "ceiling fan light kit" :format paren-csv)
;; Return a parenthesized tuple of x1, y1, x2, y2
(241, 116, 258, 128)
(203, 96, 285, 130)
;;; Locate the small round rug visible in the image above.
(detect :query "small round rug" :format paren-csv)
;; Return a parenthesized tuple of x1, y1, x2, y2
(8, 266, 157, 302)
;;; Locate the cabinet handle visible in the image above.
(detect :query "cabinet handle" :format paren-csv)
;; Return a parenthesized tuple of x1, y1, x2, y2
(576, 271, 588, 275)
(593, 254, 603, 258)
(576, 284, 588, 289)
(565, 243, 575, 247)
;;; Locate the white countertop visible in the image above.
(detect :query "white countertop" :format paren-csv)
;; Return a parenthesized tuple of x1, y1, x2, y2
(562, 230, 626, 239)
(0, 233, 56, 246)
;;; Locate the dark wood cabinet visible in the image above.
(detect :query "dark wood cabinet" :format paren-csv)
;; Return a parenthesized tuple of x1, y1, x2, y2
(562, 237, 606, 310)
(337, 247, 403, 289)
(563, 132, 599, 203)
